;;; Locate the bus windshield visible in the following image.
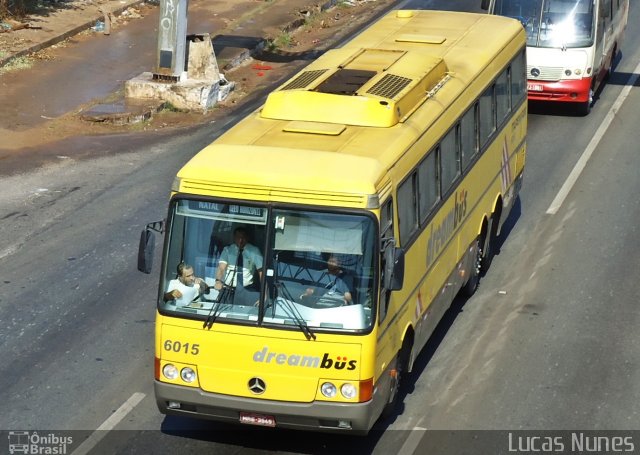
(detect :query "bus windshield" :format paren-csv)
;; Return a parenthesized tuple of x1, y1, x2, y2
(160, 199, 377, 333)
(494, 0, 594, 48)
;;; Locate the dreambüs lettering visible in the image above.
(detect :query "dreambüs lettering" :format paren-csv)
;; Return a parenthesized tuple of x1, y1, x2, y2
(426, 189, 468, 267)
(253, 347, 357, 370)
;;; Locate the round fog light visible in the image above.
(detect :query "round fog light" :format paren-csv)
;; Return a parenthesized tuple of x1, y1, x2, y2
(321, 382, 337, 398)
(181, 367, 197, 383)
(565, 69, 572, 76)
(341, 383, 357, 399)
(163, 364, 179, 380)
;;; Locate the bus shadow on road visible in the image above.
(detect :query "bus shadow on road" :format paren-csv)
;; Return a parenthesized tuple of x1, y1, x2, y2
(492, 195, 521, 261)
(606, 51, 640, 88)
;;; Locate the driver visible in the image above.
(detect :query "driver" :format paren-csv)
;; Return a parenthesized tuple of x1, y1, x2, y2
(300, 254, 353, 305)
(164, 262, 209, 306)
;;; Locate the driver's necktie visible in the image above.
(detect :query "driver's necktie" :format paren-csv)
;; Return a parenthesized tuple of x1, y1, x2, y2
(236, 250, 244, 288)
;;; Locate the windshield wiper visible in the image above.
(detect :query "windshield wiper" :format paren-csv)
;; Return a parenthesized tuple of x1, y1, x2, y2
(203, 285, 233, 329)
(273, 281, 316, 341)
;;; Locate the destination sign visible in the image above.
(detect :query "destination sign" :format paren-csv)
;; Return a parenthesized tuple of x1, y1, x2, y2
(179, 200, 267, 224)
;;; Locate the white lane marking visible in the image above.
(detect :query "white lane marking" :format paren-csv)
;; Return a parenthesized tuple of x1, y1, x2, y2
(397, 427, 428, 455)
(71, 392, 146, 455)
(547, 60, 640, 215)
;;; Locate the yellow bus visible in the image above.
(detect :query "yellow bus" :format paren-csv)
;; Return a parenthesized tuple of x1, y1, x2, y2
(138, 9, 527, 434)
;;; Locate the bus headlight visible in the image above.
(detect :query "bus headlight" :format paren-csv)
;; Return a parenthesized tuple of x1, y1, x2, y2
(340, 383, 357, 399)
(321, 382, 337, 398)
(565, 69, 572, 76)
(162, 364, 179, 380)
(181, 367, 197, 383)
(575, 68, 582, 75)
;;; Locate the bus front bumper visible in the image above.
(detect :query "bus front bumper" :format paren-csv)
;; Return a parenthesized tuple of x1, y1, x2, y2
(527, 77, 592, 103)
(155, 380, 381, 433)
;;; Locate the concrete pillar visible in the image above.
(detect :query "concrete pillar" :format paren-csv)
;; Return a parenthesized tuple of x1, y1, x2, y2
(155, 0, 189, 80)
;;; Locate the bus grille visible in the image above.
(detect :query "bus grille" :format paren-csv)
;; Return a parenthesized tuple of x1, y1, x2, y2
(366, 74, 412, 99)
(282, 70, 328, 90)
(527, 65, 563, 81)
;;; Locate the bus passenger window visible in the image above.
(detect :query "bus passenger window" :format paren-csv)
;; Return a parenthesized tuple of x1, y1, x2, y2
(496, 69, 511, 124)
(439, 128, 460, 194)
(460, 106, 478, 171)
(397, 173, 418, 245)
(511, 51, 526, 106)
(380, 199, 394, 240)
(479, 85, 496, 148)
(418, 150, 439, 222)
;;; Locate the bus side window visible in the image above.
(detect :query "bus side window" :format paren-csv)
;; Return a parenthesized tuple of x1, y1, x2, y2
(460, 105, 478, 172)
(439, 127, 461, 195)
(418, 149, 439, 222)
(397, 173, 418, 246)
(511, 50, 526, 106)
(479, 84, 496, 149)
(496, 68, 511, 125)
(379, 199, 394, 322)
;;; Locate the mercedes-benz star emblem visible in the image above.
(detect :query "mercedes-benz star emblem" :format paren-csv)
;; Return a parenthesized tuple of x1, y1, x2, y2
(248, 377, 266, 395)
(531, 67, 541, 78)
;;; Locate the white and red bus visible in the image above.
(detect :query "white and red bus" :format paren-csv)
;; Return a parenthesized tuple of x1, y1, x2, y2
(482, 0, 629, 114)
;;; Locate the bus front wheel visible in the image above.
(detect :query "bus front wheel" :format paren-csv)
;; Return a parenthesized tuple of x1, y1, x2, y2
(480, 214, 498, 274)
(381, 341, 411, 419)
(461, 238, 481, 297)
(577, 88, 593, 116)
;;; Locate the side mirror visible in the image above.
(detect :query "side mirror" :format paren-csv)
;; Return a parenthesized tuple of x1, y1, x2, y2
(137, 220, 164, 274)
(383, 244, 405, 291)
(138, 229, 155, 274)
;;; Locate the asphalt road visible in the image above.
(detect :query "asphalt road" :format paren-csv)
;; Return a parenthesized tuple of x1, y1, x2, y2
(1, 0, 639, 453)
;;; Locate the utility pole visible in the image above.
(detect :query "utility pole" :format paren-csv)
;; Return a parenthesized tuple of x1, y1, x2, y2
(155, 0, 189, 80)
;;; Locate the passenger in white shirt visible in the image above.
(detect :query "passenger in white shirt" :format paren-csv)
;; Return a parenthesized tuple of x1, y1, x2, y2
(164, 262, 209, 306)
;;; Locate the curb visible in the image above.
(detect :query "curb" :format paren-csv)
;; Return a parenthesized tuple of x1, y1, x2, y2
(218, 0, 345, 72)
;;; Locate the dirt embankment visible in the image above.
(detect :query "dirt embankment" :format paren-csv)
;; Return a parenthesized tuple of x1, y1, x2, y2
(1, 0, 396, 151)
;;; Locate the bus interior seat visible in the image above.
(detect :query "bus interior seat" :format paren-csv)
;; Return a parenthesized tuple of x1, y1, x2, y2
(275, 251, 369, 305)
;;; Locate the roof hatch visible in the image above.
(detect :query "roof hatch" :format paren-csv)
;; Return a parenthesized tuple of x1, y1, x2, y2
(261, 47, 449, 127)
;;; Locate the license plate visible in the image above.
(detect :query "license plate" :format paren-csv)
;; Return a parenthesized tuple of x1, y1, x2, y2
(528, 83, 543, 92)
(239, 412, 276, 427)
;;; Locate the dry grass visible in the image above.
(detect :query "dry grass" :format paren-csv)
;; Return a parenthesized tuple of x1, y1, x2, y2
(0, 54, 32, 74)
